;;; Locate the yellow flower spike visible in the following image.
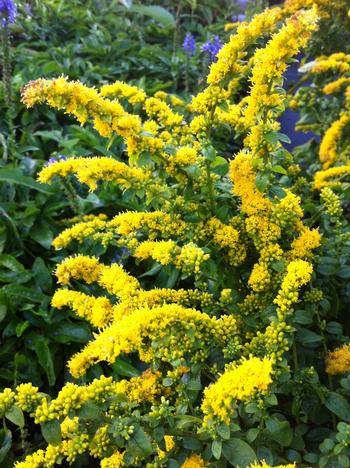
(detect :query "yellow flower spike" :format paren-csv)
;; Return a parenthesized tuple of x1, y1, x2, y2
(230, 151, 272, 216)
(202, 357, 273, 425)
(242, 8, 318, 130)
(319, 114, 350, 168)
(53, 216, 110, 250)
(249, 461, 295, 468)
(207, 7, 283, 86)
(134, 240, 179, 265)
(55, 255, 103, 285)
(38, 156, 151, 192)
(289, 227, 321, 259)
(52, 289, 114, 328)
(100, 80, 147, 105)
(323, 77, 350, 95)
(68, 305, 239, 378)
(314, 162, 350, 189)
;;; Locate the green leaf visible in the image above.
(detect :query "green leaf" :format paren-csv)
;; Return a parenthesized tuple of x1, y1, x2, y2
(0, 168, 52, 193)
(41, 420, 61, 446)
(1, 284, 43, 303)
(0, 304, 6, 322)
(0, 429, 12, 464)
(127, 427, 153, 457)
(5, 405, 24, 428)
(211, 156, 229, 176)
(77, 402, 102, 420)
(129, 5, 175, 29)
(112, 357, 139, 378)
(256, 173, 269, 193)
(212, 439, 222, 460)
(16, 321, 30, 338)
(202, 145, 217, 162)
(222, 439, 256, 466)
(53, 322, 91, 344)
(266, 418, 293, 447)
(271, 165, 287, 175)
(325, 392, 350, 422)
(33, 338, 56, 386)
(296, 329, 322, 346)
(0, 254, 32, 284)
(30, 223, 54, 249)
(217, 423, 230, 440)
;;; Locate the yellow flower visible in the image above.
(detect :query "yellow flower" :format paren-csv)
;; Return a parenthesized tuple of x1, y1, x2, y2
(326, 344, 350, 375)
(100, 452, 124, 468)
(314, 162, 350, 189)
(181, 454, 206, 468)
(319, 114, 350, 168)
(202, 357, 273, 425)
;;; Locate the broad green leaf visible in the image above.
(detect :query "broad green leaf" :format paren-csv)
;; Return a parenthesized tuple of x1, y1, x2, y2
(266, 418, 293, 447)
(0, 254, 32, 283)
(127, 427, 153, 457)
(256, 173, 269, 193)
(41, 420, 61, 445)
(325, 392, 350, 422)
(212, 439, 222, 460)
(112, 357, 139, 378)
(129, 5, 175, 29)
(52, 322, 91, 344)
(0, 168, 52, 193)
(34, 338, 56, 386)
(222, 438, 256, 466)
(5, 405, 24, 428)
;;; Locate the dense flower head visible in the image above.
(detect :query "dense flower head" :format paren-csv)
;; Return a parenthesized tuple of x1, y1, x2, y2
(202, 357, 273, 425)
(326, 344, 350, 375)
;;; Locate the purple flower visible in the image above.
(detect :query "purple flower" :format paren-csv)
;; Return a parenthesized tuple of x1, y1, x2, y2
(183, 32, 196, 56)
(111, 247, 130, 264)
(201, 36, 223, 63)
(44, 155, 66, 167)
(232, 13, 246, 22)
(0, 0, 17, 26)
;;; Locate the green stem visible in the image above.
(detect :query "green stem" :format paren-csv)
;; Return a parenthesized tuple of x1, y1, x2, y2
(60, 177, 83, 217)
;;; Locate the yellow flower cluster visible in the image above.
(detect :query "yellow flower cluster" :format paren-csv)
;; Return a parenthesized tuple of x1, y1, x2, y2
(181, 454, 206, 468)
(38, 156, 150, 191)
(319, 114, 350, 169)
(314, 163, 350, 189)
(100, 452, 124, 468)
(100, 80, 146, 104)
(326, 344, 350, 375)
(68, 304, 239, 377)
(249, 462, 295, 468)
(52, 289, 114, 328)
(321, 187, 343, 218)
(274, 260, 313, 317)
(289, 227, 321, 259)
(202, 357, 273, 425)
(242, 9, 318, 134)
(207, 7, 283, 85)
(312, 53, 350, 74)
